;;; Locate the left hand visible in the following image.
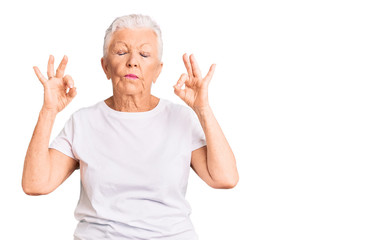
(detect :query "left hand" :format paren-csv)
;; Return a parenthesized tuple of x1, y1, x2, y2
(173, 53, 216, 111)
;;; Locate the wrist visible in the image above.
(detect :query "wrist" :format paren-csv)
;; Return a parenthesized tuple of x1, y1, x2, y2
(194, 105, 213, 117)
(193, 103, 211, 112)
(40, 108, 58, 118)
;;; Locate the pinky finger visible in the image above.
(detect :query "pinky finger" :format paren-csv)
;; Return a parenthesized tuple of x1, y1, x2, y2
(33, 66, 47, 85)
(204, 64, 216, 85)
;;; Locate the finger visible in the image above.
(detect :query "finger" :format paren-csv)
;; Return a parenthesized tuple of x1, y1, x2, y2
(66, 87, 77, 101)
(182, 53, 193, 78)
(189, 54, 202, 79)
(47, 55, 54, 79)
(174, 73, 188, 90)
(174, 74, 186, 100)
(33, 66, 47, 85)
(204, 64, 216, 85)
(55, 55, 68, 78)
(63, 75, 75, 89)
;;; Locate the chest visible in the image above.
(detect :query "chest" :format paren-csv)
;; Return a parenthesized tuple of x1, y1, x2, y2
(73, 117, 192, 197)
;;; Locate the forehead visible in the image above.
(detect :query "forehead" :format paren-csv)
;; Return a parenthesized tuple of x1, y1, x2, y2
(110, 28, 158, 49)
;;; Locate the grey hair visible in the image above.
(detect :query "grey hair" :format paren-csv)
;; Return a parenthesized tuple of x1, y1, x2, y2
(103, 14, 163, 60)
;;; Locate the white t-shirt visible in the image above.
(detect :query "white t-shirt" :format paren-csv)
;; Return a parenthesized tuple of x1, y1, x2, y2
(49, 98, 206, 240)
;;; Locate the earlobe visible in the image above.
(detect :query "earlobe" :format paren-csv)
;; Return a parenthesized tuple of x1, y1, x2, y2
(158, 62, 163, 74)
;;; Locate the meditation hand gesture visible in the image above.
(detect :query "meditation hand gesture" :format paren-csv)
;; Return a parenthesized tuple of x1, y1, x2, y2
(173, 53, 216, 111)
(33, 55, 77, 114)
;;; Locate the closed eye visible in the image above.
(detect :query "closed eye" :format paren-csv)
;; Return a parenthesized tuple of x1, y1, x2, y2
(140, 53, 149, 58)
(118, 52, 126, 56)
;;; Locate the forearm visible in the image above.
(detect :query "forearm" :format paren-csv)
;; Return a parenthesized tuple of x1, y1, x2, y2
(194, 106, 239, 187)
(22, 108, 57, 194)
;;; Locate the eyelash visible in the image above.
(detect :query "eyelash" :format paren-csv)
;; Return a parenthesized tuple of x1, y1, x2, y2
(117, 52, 149, 58)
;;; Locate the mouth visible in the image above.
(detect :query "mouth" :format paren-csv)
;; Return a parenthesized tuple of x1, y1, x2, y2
(125, 74, 138, 79)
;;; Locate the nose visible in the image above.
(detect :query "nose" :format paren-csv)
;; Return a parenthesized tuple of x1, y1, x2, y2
(127, 52, 138, 68)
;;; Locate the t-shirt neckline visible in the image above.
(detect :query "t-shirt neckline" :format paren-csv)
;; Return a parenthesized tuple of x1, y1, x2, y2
(100, 97, 165, 119)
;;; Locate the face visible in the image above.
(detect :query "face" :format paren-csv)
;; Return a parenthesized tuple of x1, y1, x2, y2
(101, 28, 163, 96)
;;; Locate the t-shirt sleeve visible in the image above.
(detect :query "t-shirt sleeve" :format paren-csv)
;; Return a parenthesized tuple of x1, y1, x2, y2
(49, 113, 78, 162)
(189, 108, 207, 152)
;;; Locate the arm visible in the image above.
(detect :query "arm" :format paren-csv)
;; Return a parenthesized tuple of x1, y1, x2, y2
(194, 106, 239, 188)
(174, 53, 239, 188)
(22, 55, 78, 195)
(22, 109, 78, 195)
(22, 109, 56, 195)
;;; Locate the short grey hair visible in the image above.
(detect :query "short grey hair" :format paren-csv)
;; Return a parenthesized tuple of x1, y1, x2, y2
(103, 14, 163, 60)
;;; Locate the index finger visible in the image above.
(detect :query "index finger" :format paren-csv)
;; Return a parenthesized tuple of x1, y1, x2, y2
(55, 55, 68, 78)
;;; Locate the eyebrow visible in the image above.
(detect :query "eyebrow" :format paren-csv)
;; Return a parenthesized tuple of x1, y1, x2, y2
(113, 41, 152, 47)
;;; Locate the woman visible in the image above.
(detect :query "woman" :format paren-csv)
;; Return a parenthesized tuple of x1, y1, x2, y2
(22, 14, 239, 240)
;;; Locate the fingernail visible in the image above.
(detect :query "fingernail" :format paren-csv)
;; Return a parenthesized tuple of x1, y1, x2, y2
(70, 84, 74, 88)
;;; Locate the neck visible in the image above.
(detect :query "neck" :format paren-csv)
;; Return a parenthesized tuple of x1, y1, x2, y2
(105, 94, 159, 112)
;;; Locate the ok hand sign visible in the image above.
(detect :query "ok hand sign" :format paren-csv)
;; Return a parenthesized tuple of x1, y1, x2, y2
(173, 53, 216, 112)
(33, 55, 77, 114)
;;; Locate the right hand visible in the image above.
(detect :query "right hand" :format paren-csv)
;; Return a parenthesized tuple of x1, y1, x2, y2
(33, 55, 77, 114)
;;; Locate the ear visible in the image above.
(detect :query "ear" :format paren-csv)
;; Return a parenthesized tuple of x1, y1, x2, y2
(153, 61, 163, 84)
(101, 57, 111, 80)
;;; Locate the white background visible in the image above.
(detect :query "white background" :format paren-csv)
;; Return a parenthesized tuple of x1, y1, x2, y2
(1, 0, 390, 239)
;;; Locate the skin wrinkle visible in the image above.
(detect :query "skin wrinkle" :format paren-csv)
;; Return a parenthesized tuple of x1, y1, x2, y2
(99, 26, 239, 189)
(111, 42, 152, 55)
(101, 28, 163, 112)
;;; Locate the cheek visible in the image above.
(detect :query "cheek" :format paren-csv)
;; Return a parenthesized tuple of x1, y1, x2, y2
(109, 61, 123, 74)
(143, 62, 160, 75)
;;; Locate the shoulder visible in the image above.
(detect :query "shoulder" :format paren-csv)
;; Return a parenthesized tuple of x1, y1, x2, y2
(162, 98, 194, 117)
(69, 100, 103, 121)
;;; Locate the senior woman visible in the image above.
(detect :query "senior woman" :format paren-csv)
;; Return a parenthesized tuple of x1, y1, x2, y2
(22, 14, 238, 240)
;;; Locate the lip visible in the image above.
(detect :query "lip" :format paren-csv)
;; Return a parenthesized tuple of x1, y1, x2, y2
(125, 74, 138, 79)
